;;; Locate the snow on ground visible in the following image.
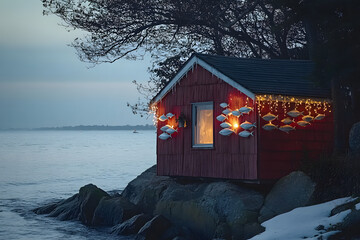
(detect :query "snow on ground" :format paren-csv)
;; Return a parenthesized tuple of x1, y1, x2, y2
(356, 202, 360, 211)
(250, 197, 357, 240)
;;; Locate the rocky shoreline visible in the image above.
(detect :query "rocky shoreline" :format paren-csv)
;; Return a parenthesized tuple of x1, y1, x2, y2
(33, 165, 360, 240)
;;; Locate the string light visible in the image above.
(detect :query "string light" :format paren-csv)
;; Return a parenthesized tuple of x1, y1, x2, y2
(255, 94, 332, 116)
(150, 105, 159, 127)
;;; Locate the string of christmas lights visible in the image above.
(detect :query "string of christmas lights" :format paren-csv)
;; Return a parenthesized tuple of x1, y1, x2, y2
(255, 94, 332, 116)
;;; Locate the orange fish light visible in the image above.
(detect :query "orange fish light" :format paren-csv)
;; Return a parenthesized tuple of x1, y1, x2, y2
(233, 123, 239, 129)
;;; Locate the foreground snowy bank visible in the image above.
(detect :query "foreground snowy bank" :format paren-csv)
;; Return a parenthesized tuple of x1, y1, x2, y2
(251, 197, 360, 240)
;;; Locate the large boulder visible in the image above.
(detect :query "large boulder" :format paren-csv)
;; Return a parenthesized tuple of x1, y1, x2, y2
(259, 171, 316, 223)
(92, 196, 140, 226)
(349, 122, 360, 156)
(135, 215, 171, 240)
(121, 166, 265, 239)
(33, 184, 109, 225)
(111, 213, 153, 235)
(154, 182, 264, 239)
(122, 165, 173, 213)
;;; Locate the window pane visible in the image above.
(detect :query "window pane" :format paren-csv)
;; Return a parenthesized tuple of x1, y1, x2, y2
(193, 103, 213, 146)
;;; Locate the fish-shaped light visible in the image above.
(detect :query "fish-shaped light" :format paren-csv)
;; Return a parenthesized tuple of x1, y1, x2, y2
(314, 114, 325, 121)
(297, 121, 311, 127)
(222, 108, 232, 115)
(281, 117, 295, 125)
(287, 109, 303, 118)
(166, 113, 175, 119)
(219, 128, 234, 136)
(302, 115, 314, 122)
(239, 130, 253, 138)
(160, 125, 172, 132)
(262, 113, 278, 122)
(262, 122, 278, 131)
(279, 125, 296, 134)
(158, 132, 171, 140)
(231, 110, 241, 117)
(166, 127, 177, 135)
(158, 114, 168, 122)
(216, 114, 227, 122)
(220, 103, 229, 108)
(240, 121, 256, 130)
(220, 122, 232, 128)
(239, 106, 253, 115)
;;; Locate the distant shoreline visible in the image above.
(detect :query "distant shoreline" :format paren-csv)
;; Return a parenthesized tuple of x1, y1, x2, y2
(0, 125, 156, 131)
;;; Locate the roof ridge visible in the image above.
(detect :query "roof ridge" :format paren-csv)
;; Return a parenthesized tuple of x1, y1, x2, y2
(194, 53, 312, 63)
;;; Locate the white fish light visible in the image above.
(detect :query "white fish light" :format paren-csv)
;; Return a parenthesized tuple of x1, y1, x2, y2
(231, 110, 241, 117)
(240, 121, 256, 130)
(239, 130, 253, 138)
(262, 113, 278, 122)
(281, 117, 295, 125)
(220, 103, 229, 108)
(166, 127, 177, 135)
(166, 113, 175, 119)
(222, 108, 232, 115)
(220, 122, 232, 128)
(314, 114, 326, 121)
(158, 132, 171, 140)
(160, 125, 172, 132)
(287, 109, 303, 118)
(216, 114, 227, 122)
(219, 128, 235, 136)
(239, 106, 253, 115)
(297, 121, 311, 127)
(158, 114, 168, 122)
(262, 122, 278, 131)
(279, 125, 296, 134)
(302, 115, 314, 122)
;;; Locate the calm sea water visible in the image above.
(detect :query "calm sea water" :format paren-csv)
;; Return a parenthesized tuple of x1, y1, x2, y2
(0, 130, 156, 240)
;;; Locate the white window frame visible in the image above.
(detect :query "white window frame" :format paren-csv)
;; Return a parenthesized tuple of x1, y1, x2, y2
(192, 101, 214, 148)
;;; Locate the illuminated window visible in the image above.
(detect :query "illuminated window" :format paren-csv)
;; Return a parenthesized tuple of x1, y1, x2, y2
(192, 102, 213, 148)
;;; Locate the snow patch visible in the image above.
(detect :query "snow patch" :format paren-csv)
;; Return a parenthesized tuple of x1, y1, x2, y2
(356, 202, 360, 211)
(250, 197, 356, 240)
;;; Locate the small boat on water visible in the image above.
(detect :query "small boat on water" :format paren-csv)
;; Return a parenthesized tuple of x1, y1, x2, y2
(133, 129, 138, 133)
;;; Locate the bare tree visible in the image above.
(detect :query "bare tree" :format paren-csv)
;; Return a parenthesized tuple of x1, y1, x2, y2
(42, 0, 307, 106)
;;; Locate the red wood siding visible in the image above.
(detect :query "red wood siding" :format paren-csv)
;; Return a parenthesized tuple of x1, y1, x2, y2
(257, 101, 333, 180)
(156, 64, 258, 180)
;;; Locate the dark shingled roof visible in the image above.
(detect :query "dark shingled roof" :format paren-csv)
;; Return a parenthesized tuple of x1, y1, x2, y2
(195, 53, 330, 98)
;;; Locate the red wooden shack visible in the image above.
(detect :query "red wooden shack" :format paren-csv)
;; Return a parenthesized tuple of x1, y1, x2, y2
(151, 54, 333, 181)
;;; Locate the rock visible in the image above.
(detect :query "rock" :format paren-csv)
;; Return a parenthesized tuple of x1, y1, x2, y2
(33, 202, 58, 215)
(243, 222, 265, 240)
(136, 215, 171, 240)
(331, 198, 360, 216)
(122, 165, 173, 213)
(328, 209, 360, 240)
(33, 184, 109, 225)
(349, 122, 360, 155)
(77, 184, 110, 225)
(213, 223, 232, 240)
(259, 171, 316, 223)
(172, 237, 188, 240)
(339, 210, 360, 233)
(111, 213, 152, 235)
(92, 196, 140, 226)
(155, 181, 264, 239)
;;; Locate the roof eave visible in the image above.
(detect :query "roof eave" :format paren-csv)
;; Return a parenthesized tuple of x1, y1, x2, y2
(150, 55, 255, 106)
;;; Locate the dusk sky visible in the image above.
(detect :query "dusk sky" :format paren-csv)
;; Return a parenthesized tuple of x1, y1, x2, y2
(0, 0, 153, 129)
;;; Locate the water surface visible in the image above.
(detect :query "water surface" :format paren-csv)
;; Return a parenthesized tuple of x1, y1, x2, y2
(0, 130, 156, 239)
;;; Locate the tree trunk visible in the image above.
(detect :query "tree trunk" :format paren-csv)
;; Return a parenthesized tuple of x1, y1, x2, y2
(351, 85, 360, 124)
(331, 78, 347, 154)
